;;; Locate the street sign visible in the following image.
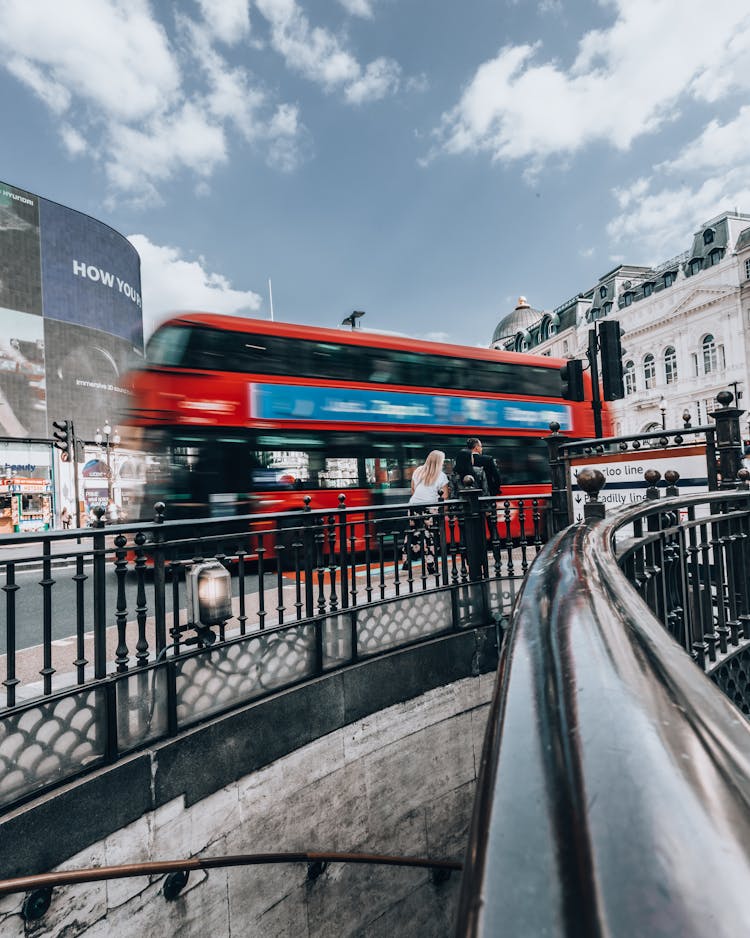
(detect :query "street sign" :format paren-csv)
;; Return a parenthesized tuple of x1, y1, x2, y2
(569, 444, 708, 521)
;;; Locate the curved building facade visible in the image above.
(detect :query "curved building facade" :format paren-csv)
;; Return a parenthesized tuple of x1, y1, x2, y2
(0, 179, 143, 442)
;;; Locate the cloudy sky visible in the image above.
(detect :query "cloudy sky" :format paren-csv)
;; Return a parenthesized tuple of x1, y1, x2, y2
(1, 0, 749, 344)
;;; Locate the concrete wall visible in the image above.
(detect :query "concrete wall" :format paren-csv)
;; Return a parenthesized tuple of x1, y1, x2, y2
(0, 628, 498, 936)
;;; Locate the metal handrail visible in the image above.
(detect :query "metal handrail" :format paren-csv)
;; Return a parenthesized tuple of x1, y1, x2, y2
(456, 490, 750, 936)
(0, 850, 462, 898)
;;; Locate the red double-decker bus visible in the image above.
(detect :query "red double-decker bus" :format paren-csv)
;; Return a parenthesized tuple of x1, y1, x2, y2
(124, 313, 603, 521)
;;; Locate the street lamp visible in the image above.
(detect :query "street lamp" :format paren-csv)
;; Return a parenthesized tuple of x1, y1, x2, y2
(341, 310, 365, 330)
(94, 421, 120, 504)
(659, 396, 667, 430)
(683, 409, 692, 428)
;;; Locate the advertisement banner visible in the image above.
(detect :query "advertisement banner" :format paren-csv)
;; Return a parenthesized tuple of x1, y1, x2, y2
(250, 383, 573, 431)
(39, 197, 143, 347)
(43, 319, 140, 439)
(0, 308, 47, 437)
(0, 181, 42, 316)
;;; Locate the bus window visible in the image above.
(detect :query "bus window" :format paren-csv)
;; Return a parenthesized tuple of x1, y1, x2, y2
(146, 325, 193, 366)
(317, 457, 360, 488)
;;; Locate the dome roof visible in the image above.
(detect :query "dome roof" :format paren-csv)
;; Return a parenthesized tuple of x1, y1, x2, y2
(491, 297, 544, 345)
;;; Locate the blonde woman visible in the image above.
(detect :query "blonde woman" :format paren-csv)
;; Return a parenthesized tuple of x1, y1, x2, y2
(402, 450, 449, 575)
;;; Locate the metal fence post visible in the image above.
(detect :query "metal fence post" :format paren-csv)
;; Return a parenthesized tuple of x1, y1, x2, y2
(709, 390, 745, 489)
(152, 502, 167, 655)
(546, 422, 571, 533)
(302, 496, 315, 619)
(92, 505, 108, 679)
(460, 486, 486, 582)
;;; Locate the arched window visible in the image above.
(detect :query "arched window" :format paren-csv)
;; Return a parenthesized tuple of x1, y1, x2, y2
(690, 258, 702, 275)
(664, 346, 677, 384)
(603, 301, 612, 315)
(600, 285, 607, 299)
(643, 354, 656, 389)
(703, 228, 715, 245)
(703, 334, 717, 373)
(624, 360, 636, 395)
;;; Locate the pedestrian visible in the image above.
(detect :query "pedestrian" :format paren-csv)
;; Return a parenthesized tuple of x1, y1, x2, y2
(453, 438, 502, 495)
(401, 450, 449, 575)
(60, 506, 71, 529)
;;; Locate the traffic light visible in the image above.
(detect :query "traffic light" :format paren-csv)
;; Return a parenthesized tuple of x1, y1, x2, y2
(599, 319, 625, 401)
(560, 359, 585, 401)
(52, 419, 71, 461)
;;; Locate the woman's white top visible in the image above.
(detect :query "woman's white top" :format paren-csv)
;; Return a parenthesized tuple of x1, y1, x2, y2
(409, 470, 448, 505)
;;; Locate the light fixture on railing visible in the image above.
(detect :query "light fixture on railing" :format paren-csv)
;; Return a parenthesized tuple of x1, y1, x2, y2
(683, 409, 692, 428)
(659, 396, 667, 430)
(186, 560, 232, 646)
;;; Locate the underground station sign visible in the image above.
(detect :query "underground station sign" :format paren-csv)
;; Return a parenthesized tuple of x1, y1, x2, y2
(569, 444, 709, 521)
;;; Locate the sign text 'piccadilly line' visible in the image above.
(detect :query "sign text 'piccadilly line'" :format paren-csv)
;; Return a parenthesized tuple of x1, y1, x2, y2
(72, 260, 142, 308)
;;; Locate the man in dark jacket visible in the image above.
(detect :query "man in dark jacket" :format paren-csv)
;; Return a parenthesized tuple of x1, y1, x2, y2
(454, 438, 501, 494)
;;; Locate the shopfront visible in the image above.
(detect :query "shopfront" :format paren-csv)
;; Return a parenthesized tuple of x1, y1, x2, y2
(0, 441, 54, 533)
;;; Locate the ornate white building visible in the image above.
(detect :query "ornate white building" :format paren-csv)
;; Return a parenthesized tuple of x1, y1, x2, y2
(491, 211, 750, 438)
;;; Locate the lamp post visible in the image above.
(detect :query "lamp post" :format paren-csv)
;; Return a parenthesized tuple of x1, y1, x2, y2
(659, 396, 667, 430)
(683, 409, 692, 429)
(95, 421, 120, 504)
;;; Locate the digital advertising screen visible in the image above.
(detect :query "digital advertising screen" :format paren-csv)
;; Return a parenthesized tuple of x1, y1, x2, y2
(40, 198, 143, 347)
(0, 179, 144, 443)
(0, 182, 42, 316)
(43, 319, 140, 440)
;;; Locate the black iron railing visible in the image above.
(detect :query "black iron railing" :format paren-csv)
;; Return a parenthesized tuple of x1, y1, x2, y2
(0, 489, 549, 812)
(456, 483, 750, 936)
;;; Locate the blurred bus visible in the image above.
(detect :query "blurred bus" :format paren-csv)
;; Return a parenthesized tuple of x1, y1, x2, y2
(123, 313, 604, 520)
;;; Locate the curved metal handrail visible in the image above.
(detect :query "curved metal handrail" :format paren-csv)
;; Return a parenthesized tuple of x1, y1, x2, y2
(0, 850, 461, 899)
(457, 492, 750, 937)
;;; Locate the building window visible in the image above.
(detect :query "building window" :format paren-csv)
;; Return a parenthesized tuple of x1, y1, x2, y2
(603, 301, 612, 315)
(709, 248, 722, 266)
(623, 292, 633, 307)
(703, 334, 717, 374)
(624, 360, 636, 395)
(664, 346, 677, 384)
(643, 353, 656, 389)
(563, 339, 569, 354)
(690, 258, 702, 275)
(600, 285, 607, 298)
(643, 283, 653, 297)
(703, 229, 715, 245)
(691, 352, 698, 377)
(745, 258, 750, 280)
(664, 271, 675, 287)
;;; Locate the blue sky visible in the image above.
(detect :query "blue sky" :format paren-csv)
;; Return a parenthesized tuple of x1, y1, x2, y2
(1, 0, 749, 345)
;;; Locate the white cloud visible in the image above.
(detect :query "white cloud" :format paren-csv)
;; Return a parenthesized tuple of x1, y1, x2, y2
(337, 0, 375, 17)
(59, 124, 87, 156)
(578, 246, 594, 258)
(432, 0, 750, 164)
(255, 0, 401, 102)
(607, 108, 750, 257)
(196, 0, 251, 44)
(128, 234, 263, 339)
(0, 0, 181, 122)
(0, 0, 304, 201)
(344, 57, 401, 104)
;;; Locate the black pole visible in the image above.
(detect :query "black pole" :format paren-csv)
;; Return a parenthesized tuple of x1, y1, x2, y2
(587, 327, 603, 439)
(71, 420, 82, 533)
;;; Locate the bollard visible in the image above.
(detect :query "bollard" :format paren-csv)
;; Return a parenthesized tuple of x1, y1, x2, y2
(709, 390, 745, 489)
(577, 468, 606, 522)
(645, 469, 661, 500)
(664, 470, 680, 497)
